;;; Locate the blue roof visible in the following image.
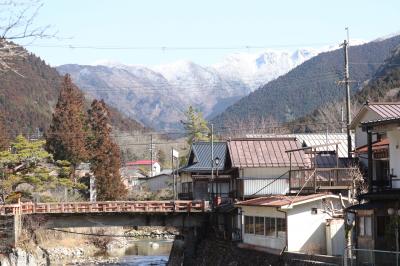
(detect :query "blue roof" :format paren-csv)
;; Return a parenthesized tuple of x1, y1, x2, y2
(183, 142, 227, 172)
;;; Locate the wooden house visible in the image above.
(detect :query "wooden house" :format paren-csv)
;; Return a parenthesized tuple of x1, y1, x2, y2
(347, 112, 400, 265)
(227, 137, 311, 199)
(179, 141, 234, 202)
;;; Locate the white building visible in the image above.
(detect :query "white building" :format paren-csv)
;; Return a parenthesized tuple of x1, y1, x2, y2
(350, 102, 400, 148)
(125, 160, 161, 177)
(236, 193, 349, 256)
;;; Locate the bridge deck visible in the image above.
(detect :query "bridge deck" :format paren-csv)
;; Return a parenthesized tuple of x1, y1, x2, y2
(0, 200, 210, 216)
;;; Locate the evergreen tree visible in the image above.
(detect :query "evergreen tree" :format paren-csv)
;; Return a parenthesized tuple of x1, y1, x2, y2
(0, 135, 83, 202)
(88, 99, 127, 200)
(181, 106, 210, 145)
(45, 74, 88, 169)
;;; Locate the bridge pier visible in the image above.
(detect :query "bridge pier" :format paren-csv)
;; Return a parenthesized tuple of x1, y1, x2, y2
(0, 213, 22, 252)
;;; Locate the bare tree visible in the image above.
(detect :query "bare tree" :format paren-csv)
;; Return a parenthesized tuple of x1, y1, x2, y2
(0, 0, 55, 74)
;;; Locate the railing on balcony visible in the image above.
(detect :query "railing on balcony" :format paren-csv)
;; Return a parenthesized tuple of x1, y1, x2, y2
(289, 167, 358, 192)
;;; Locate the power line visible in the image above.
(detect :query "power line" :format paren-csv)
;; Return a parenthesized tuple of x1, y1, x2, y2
(23, 42, 336, 51)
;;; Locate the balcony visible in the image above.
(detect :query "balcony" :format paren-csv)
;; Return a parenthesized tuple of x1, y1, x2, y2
(289, 167, 358, 193)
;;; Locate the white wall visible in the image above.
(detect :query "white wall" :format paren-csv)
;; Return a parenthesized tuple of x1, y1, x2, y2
(354, 110, 380, 148)
(241, 206, 286, 251)
(286, 199, 344, 254)
(388, 129, 400, 188)
(242, 167, 290, 178)
(240, 167, 290, 196)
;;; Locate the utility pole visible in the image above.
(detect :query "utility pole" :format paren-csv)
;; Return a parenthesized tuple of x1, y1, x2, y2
(171, 147, 175, 200)
(341, 28, 352, 159)
(150, 134, 153, 177)
(210, 124, 214, 207)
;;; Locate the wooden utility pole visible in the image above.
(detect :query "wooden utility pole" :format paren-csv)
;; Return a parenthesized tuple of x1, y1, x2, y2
(210, 124, 214, 206)
(341, 32, 352, 159)
(150, 134, 153, 177)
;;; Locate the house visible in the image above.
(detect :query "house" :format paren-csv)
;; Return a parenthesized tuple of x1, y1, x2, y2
(236, 193, 349, 256)
(144, 169, 173, 192)
(120, 167, 146, 190)
(179, 141, 234, 201)
(227, 137, 311, 198)
(350, 102, 400, 148)
(347, 113, 400, 265)
(125, 160, 161, 177)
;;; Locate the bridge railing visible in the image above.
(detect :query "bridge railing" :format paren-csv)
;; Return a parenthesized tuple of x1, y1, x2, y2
(0, 203, 21, 215)
(1, 200, 210, 215)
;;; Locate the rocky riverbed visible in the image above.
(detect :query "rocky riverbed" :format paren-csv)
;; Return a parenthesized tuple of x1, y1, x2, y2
(0, 226, 177, 266)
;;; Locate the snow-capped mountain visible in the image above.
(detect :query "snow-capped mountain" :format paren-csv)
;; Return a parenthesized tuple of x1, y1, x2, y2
(212, 49, 320, 90)
(57, 48, 325, 129)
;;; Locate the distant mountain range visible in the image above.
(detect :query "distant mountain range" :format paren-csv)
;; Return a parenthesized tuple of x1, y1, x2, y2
(212, 35, 400, 128)
(0, 43, 146, 138)
(57, 49, 322, 129)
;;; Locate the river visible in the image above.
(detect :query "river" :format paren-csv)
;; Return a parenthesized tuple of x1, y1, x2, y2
(76, 239, 173, 266)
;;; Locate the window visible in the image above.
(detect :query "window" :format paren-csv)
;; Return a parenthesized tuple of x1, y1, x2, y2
(244, 216, 254, 234)
(358, 216, 372, 237)
(359, 216, 365, 236)
(181, 182, 192, 193)
(365, 216, 372, 236)
(255, 217, 264, 235)
(265, 217, 275, 237)
(276, 218, 287, 238)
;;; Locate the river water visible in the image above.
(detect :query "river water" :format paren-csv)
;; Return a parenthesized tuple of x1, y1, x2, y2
(77, 239, 173, 266)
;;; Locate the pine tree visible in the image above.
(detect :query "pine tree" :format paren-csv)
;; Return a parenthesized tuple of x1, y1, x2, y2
(0, 135, 83, 202)
(45, 74, 88, 169)
(181, 106, 210, 145)
(88, 99, 127, 200)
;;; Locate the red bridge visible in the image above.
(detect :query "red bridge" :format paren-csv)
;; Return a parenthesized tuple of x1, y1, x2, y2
(0, 200, 210, 216)
(0, 200, 210, 251)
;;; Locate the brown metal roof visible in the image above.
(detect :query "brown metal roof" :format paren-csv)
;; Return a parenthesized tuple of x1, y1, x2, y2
(355, 138, 389, 153)
(227, 137, 311, 168)
(351, 102, 400, 129)
(236, 193, 329, 207)
(368, 103, 400, 118)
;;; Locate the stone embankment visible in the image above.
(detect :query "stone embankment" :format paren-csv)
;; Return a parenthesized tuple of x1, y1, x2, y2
(0, 226, 177, 266)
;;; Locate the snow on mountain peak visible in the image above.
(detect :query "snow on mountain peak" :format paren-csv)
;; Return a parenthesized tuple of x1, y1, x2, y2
(212, 48, 321, 90)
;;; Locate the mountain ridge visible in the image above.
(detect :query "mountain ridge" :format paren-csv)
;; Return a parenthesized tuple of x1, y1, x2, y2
(212, 35, 400, 128)
(58, 48, 321, 129)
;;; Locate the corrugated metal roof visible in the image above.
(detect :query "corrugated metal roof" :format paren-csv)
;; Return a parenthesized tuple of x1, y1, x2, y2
(368, 103, 400, 118)
(126, 160, 158, 166)
(236, 193, 329, 207)
(246, 133, 353, 158)
(351, 102, 400, 129)
(183, 142, 227, 172)
(355, 138, 389, 153)
(227, 137, 310, 168)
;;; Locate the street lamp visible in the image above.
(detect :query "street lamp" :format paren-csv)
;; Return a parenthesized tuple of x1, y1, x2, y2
(213, 157, 220, 205)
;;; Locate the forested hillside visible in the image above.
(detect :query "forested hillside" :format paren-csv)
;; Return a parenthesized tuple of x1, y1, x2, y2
(0, 45, 146, 137)
(294, 45, 400, 132)
(213, 35, 400, 128)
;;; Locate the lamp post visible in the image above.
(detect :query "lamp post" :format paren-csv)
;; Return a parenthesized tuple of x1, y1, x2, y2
(214, 157, 220, 200)
(387, 207, 400, 266)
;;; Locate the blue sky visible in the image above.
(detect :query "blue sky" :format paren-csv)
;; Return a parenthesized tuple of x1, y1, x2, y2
(17, 0, 400, 66)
